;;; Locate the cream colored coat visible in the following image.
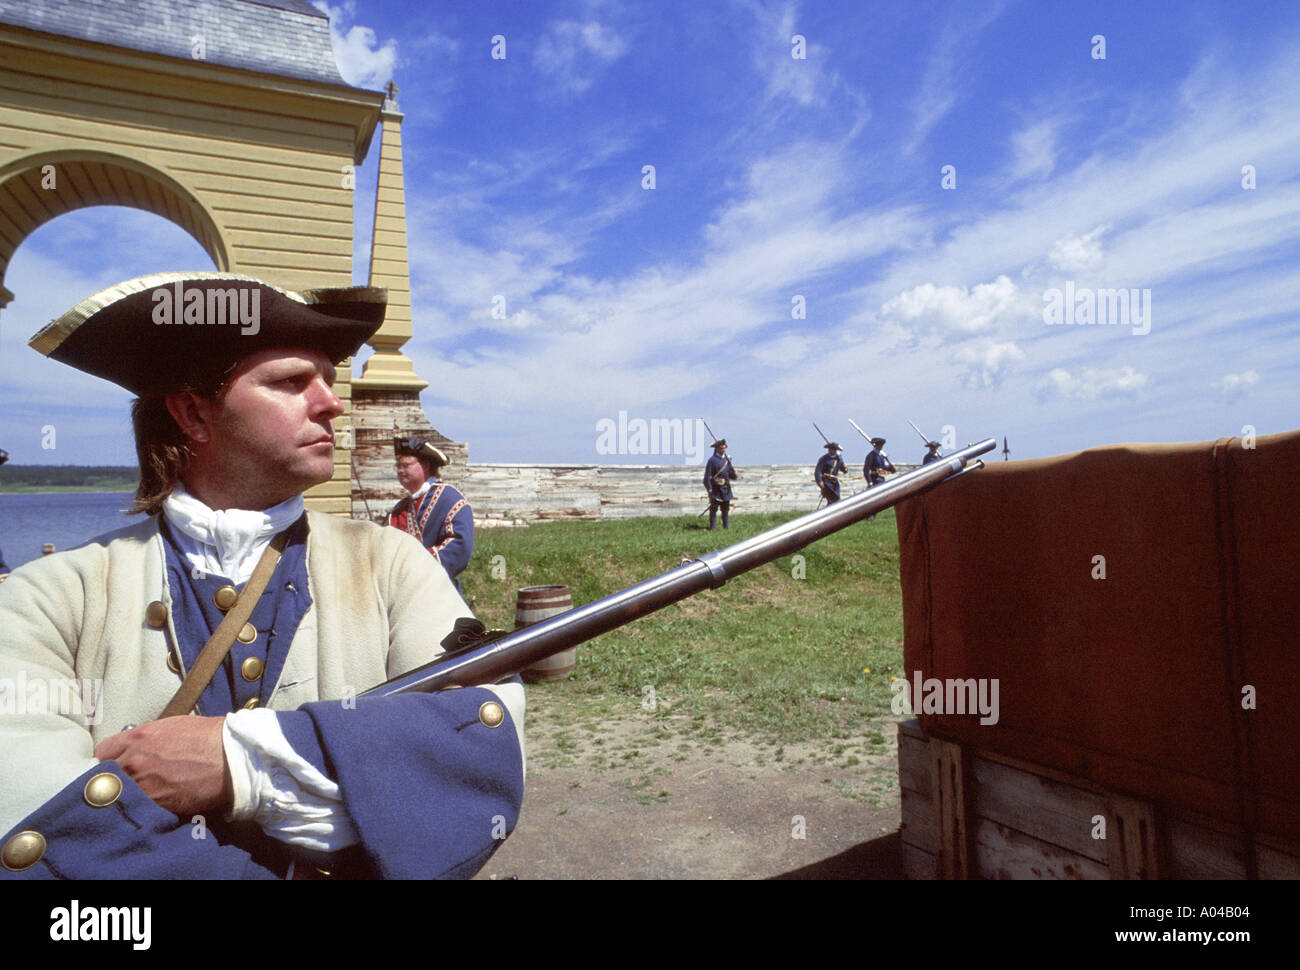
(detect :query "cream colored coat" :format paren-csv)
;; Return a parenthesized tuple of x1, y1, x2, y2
(0, 511, 522, 834)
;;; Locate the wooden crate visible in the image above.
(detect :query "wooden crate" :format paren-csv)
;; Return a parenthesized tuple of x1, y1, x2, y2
(897, 720, 1300, 879)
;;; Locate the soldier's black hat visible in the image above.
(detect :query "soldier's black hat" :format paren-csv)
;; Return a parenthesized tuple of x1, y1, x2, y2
(28, 273, 386, 395)
(395, 436, 449, 468)
(871, 436, 886, 446)
(926, 441, 941, 450)
(711, 439, 727, 448)
(825, 441, 841, 450)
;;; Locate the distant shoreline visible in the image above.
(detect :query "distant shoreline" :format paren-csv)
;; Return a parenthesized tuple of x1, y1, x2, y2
(0, 465, 138, 494)
(0, 485, 136, 494)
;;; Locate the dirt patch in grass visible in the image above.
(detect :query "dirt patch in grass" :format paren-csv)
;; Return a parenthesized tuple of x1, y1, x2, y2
(475, 704, 905, 880)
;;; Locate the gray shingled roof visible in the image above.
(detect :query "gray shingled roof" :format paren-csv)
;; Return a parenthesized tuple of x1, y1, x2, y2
(0, 0, 353, 87)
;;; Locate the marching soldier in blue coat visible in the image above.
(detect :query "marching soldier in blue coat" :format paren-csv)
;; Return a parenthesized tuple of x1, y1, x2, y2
(703, 438, 738, 530)
(390, 436, 474, 591)
(863, 436, 896, 486)
(0, 273, 524, 880)
(815, 442, 847, 504)
(922, 441, 943, 465)
(863, 436, 895, 520)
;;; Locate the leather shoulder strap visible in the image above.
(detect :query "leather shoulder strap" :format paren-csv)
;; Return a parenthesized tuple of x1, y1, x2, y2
(160, 529, 291, 719)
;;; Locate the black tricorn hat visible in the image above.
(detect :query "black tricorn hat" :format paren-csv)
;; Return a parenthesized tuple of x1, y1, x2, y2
(711, 438, 727, 448)
(871, 436, 886, 446)
(28, 273, 386, 395)
(926, 440, 941, 449)
(395, 435, 449, 467)
(825, 441, 841, 450)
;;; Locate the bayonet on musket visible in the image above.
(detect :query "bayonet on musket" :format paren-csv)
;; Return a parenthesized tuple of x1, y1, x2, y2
(906, 419, 932, 447)
(847, 417, 873, 444)
(363, 438, 997, 697)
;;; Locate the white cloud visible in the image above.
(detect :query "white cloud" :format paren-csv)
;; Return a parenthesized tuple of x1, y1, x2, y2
(1010, 120, 1059, 182)
(904, 2, 1008, 154)
(533, 20, 627, 95)
(755, 3, 822, 106)
(1039, 366, 1149, 401)
(400, 143, 926, 429)
(953, 340, 1027, 389)
(1048, 225, 1110, 273)
(312, 1, 398, 89)
(879, 275, 1023, 338)
(749, 333, 813, 366)
(1213, 369, 1260, 400)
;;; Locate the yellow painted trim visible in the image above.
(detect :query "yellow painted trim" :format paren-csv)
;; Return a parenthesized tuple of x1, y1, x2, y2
(0, 26, 383, 163)
(0, 147, 233, 269)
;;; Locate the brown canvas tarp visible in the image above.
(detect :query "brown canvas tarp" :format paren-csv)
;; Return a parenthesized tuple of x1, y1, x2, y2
(896, 430, 1300, 843)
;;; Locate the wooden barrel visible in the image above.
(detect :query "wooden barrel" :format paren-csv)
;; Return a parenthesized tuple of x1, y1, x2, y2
(516, 585, 576, 682)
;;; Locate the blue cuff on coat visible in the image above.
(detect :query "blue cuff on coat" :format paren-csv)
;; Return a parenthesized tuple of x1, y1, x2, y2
(297, 687, 524, 880)
(0, 764, 279, 880)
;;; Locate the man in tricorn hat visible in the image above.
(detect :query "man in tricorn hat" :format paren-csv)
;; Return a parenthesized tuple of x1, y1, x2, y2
(863, 436, 895, 486)
(814, 441, 847, 504)
(0, 273, 523, 880)
(703, 438, 738, 530)
(862, 436, 896, 521)
(391, 436, 474, 591)
(922, 441, 943, 465)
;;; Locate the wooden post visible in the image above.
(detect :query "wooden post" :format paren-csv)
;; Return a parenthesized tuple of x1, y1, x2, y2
(1105, 794, 1162, 879)
(930, 737, 972, 879)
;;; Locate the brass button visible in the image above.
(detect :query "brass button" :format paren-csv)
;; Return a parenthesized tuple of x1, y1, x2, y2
(83, 772, 123, 808)
(145, 601, 168, 628)
(213, 585, 239, 611)
(236, 623, 258, 645)
(1, 831, 46, 871)
(243, 697, 260, 710)
(241, 657, 264, 682)
(478, 701, 505, 728)
(167, 651, 181, 674)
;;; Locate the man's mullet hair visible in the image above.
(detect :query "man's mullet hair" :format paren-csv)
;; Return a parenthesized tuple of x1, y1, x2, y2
(129, 370, 231, 516)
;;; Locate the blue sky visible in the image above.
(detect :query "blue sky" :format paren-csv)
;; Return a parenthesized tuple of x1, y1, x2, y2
(1, 0, 1296, 467)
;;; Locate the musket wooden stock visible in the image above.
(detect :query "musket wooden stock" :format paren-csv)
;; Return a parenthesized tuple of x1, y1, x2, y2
(363, 438, 997, 697)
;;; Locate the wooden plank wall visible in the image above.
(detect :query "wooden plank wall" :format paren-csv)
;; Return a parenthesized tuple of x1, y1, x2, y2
(897, 719, 1300, 879)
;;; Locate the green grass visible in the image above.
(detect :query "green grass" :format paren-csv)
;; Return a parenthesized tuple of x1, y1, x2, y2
(461, 509, 906, 744)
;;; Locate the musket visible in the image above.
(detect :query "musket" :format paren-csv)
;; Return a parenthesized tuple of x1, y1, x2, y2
(849, 416, 893, 480)
(813, 422, 841, 488)
(363, 437, 997, 697)
(701, 418, 736, 486)
(847, 417, 873, 444)
(906, 420, 932, 447)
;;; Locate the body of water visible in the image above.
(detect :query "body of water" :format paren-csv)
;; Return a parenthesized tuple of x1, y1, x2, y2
(0, 492, 139, 570)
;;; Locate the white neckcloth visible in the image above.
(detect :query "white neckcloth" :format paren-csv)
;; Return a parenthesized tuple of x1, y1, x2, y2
(162, 485, 304, 585)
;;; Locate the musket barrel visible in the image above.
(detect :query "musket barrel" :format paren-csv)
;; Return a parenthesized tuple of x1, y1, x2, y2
(365, 437, 997, 696)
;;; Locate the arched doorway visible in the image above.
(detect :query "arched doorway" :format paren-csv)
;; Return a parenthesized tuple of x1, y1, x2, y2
(0, 150, 231, 310)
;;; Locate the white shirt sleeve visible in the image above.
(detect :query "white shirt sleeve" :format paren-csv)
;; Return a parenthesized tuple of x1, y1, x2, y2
(221, 709, 360, 853)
